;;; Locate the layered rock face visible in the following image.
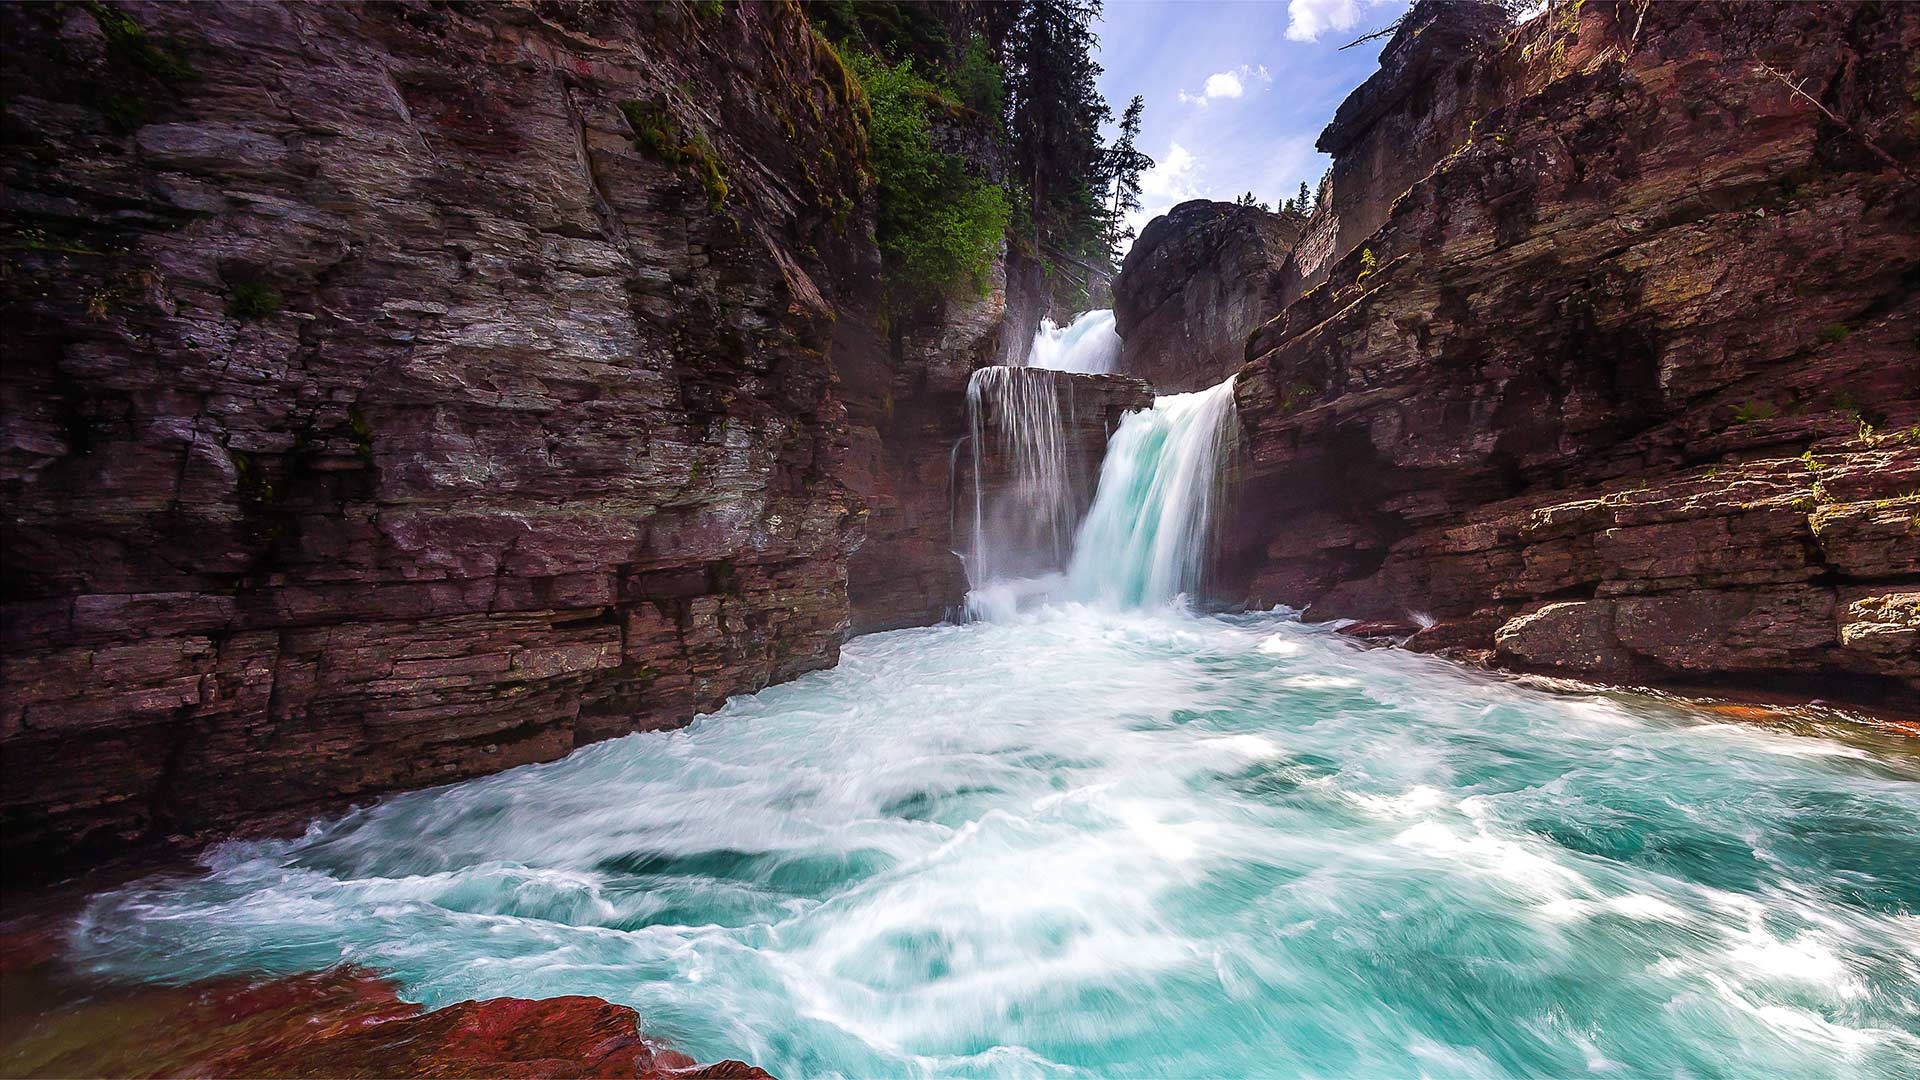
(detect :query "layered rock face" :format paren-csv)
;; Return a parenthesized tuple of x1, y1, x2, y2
(1310, 0, 1509, 291)
(1228, 1, 1920, 706)
(1112, 200, 1300, 393)
(0, 0, 884, 874)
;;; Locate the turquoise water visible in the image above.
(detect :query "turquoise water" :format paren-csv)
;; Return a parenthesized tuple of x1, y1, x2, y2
(69, 606, 1920, 1078)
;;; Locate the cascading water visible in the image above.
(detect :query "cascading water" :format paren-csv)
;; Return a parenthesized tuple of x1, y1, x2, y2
(963, 365, 1080, 591)
(1025, 309, 1121, 374)
(1067, 376, 1238, 608)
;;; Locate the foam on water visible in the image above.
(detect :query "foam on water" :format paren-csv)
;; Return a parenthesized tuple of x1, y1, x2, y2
(69, 607, 1920, 1079)
(1026, 310, 1121, 375)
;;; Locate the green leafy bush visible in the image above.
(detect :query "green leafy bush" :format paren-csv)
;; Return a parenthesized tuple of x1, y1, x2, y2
(845, 50, 1008, 311)
(952, 34, 1004, 118)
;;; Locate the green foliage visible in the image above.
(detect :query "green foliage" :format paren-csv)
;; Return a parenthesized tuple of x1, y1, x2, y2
(845, 50, 1009, 311)
(693, 0, 725, 20)
(620, 100, 728, 210)
(1816, 322, 1851, 344)
(1357, 246, 1378, 282)
(226, 279, 281, 320)
(1730, 399, 1779, 424)
(953, 33, 1005, 118)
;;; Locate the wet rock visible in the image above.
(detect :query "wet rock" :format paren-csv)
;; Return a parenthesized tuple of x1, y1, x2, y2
(1336, 619, 1421, 640)
(0, 965, 771, 1079)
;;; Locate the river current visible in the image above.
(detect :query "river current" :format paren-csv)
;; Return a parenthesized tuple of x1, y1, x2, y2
(68, 604, 1920, 1078)
(60, 368, 1920, 1078)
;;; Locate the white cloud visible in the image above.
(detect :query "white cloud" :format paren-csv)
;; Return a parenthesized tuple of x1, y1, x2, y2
(1139, 143, 1200, 202)
(1285, 0, 1404, 43)
(1177, 64, 1271, 107)
(1204, 70, 1245, 99)
(1123, 142, 1206, 252)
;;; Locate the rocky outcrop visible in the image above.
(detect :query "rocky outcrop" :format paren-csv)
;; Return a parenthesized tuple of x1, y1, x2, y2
(1112, 200, 1300, 393)
(1227, 1, 1920, 707)
(0, 961, 769, 1078)
(0, 0, 886, 875)
(1310, 0, 1509, 290)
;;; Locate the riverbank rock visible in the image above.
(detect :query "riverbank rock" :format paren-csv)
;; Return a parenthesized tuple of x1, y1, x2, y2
(1226, 1, 1920, 709)
(0, 963, 769, 1079)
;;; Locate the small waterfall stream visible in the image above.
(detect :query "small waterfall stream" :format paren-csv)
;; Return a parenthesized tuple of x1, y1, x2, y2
(1067, 376, 1238, 607)
(963, 365, 1080, 590)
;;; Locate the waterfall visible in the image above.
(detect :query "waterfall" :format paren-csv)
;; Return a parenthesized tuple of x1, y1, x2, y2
(1067, 376, 1238, 608)
(963, 365, 1080, 591)
(1026, 309, 1121, 374)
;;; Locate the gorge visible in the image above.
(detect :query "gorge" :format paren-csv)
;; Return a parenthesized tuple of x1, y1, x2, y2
(2, 1, 1917, 1077)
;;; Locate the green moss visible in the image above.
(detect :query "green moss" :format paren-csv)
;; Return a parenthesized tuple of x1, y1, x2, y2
(620, 100, 729, 211)
(226, 278, 281, 320)
(1817, 322, 1852, 345)
(1279, 380, 1317, 415)
(347, 406, 375, 463)
(85, 2, 197, 132)
(693, 0, 725, 19)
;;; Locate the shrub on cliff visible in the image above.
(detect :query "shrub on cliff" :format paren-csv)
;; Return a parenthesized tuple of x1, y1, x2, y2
(845, 50, 1008, 314)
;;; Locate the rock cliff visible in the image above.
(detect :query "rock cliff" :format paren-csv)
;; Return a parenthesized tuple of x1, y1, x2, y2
(1225, 1, 1920, 708)
(0, 0, 1148, 877)
(1112, 199, 1300, 393)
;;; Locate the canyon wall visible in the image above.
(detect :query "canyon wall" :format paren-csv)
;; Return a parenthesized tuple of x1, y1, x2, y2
(1225, 1, 1920, 707)
(0, 0, 877, 872)
(0, 1, 1145, 876)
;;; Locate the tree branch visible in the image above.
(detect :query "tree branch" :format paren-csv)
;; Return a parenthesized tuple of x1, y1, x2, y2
(1754, 61, 1914, 180)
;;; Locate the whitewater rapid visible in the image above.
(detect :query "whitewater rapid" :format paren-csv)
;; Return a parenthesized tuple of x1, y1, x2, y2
(68, 607, 1920, 1078)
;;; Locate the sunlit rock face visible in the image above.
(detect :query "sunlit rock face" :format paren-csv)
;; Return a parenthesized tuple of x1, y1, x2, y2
(0, 0, 895, 875)
(1308, 0, 1510, 293)
(1112, 200, 1300, 393)
(1228, 1, 1920, 708)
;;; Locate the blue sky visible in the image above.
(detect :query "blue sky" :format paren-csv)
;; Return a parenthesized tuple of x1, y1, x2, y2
(1094, 0, 1410, 246)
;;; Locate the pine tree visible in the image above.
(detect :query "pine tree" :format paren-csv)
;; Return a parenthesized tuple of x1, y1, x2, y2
(1104, 94, 1152, 257)
(1005, 0, 1113, 300)
(1297, 181, 1312, 211)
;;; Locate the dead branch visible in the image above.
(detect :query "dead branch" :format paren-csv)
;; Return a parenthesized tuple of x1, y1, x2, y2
(1754, 61, 1914, 181)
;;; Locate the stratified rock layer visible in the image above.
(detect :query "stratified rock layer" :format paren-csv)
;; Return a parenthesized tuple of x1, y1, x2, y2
(1112, 200, 1300, 393)
(1228, 1, 1920, 706)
